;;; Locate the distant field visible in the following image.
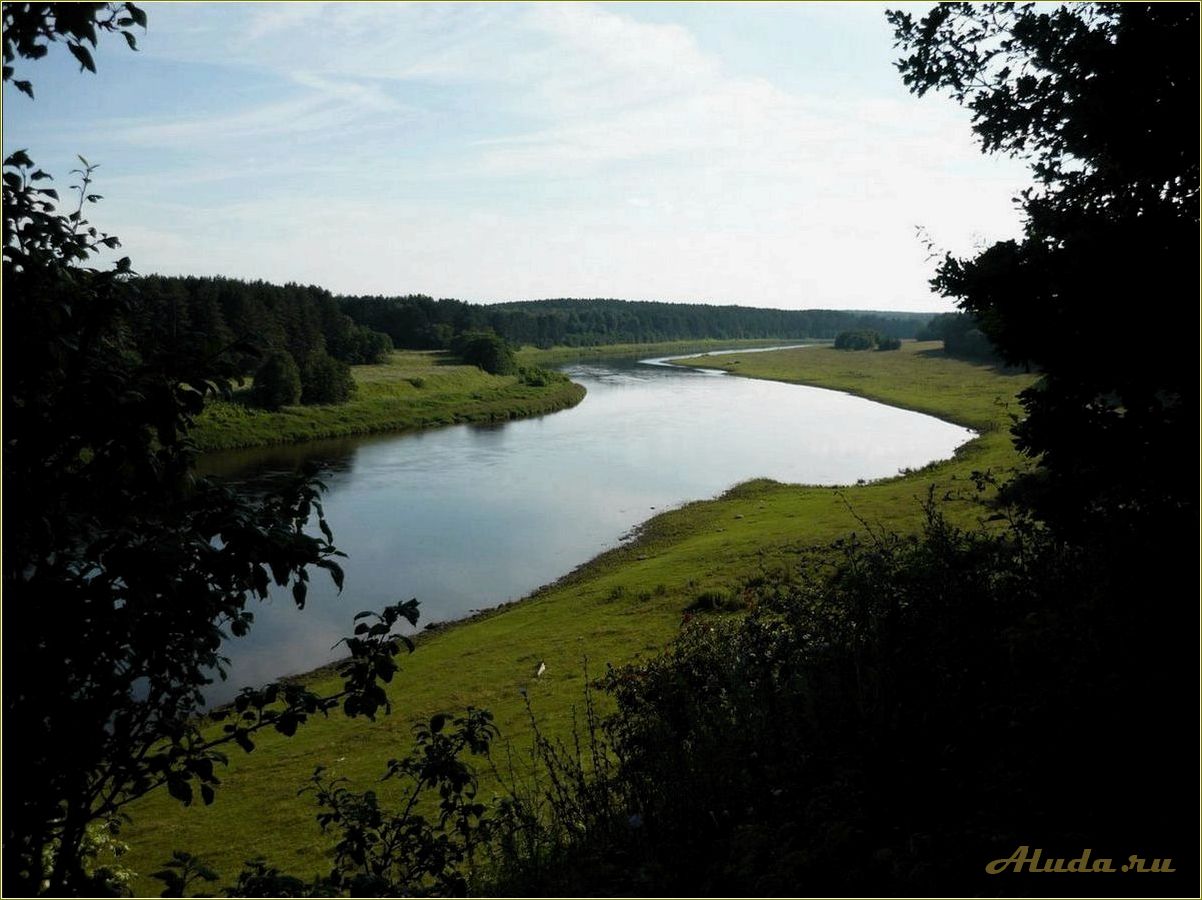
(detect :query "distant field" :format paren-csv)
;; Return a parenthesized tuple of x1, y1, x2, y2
(515, 337, 821, 367)
(672, 341, 1028, 433)
(120, 341, 1037, 892)
(192, 350, 585, 451)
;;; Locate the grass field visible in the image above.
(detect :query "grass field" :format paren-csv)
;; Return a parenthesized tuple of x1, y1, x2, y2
(515, 337, 819, 367)
(118, 341, 1037, 892)
(192, 350, 586, 451)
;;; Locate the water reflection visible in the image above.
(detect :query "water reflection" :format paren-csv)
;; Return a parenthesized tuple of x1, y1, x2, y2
(198, 353, 974, 705)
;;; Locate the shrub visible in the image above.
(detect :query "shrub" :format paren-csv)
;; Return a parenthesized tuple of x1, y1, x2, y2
(453, 331, 518, 375)
(833, 330, 879, 350)
(300, 351, 354, 405)
(343, 324, 393, 365)
(483, 502, 1193, 896)
(518, 365, 568, 387)
(249, 351, 302, 410)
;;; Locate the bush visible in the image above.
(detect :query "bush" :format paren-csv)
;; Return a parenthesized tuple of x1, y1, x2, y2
(484, 502, 1194, 896)
(249, 351, 302, 410)
(875, 335, 901, 351)
(518, 365, 568, 387)
(453, 331, 518, 375)
(300, 351, 355, 405)
(918, 312, 998, 360)
(833, 330, 879, 350)
(344, 324, 393, 365)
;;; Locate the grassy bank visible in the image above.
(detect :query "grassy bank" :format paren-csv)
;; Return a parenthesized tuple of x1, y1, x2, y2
(672, 341, 1027, 433)
(516, 337, 817, 367)
(192, 350, 586, 452)
(119, 341, 1037, 892)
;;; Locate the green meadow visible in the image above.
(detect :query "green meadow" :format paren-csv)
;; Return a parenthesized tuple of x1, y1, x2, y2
(514, 337, 817, 367)
(191, 350, 586, 452)
(119, 341, 1037, 892)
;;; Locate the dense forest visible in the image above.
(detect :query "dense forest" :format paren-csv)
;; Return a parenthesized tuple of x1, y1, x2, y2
(128, 276, 935, 372)
(129, 275, 393, 372)
(338, 295, 933, 349)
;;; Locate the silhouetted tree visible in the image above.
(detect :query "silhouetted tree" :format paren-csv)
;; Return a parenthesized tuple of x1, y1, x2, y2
(890, 2, 1197, 535)
(3, 8, 416, 894)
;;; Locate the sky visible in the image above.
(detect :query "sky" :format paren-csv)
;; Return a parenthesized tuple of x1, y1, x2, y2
(2, 2, 1034, 311)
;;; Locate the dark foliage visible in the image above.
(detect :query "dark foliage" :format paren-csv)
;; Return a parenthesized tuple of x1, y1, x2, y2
(891, 2, 1198, 537)
(299, 351, 355, 406)
(916, 311, 999, 360)
(834, 330, 901, 351)
(2, 2, 146, 98)
(833, 329, 879, 350)
(339, 294, 465, 350)
(249, 351, 301, 410)
(452, 331, 518, 376)
(342, 294, 934, 350)
(3, 12, 416, 895)
(129, 275, 393, 375)
(482, 504, 1195, 896)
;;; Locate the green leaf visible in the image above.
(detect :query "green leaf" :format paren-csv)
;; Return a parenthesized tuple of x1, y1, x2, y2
(122, 31, 138, 51)
(128, 3, 148, 28)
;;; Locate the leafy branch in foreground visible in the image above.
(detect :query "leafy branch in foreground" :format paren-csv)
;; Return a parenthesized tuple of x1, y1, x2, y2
(3, 2, 147, 98)
(888, 2, 1196, 537)
(1, 89, 421, 900)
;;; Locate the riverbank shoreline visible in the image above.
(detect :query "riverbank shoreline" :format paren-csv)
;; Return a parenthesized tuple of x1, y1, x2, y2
(516, 337, 829, 368)
(119, 341, 1038, 890)
(191, 350, 586, 452)
(191, 340, 823, 453)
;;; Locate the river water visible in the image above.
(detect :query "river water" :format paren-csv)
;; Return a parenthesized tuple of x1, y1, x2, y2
(197, 351, 973, 704)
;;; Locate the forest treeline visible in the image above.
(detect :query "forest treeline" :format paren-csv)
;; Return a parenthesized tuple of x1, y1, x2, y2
(337, 295, 932, 349)
(130, 275, 394, 373)
(129, 276, 936, 373)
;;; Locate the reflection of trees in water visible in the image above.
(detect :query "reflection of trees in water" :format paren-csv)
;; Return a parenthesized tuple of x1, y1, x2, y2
(197, 438, 361, 488)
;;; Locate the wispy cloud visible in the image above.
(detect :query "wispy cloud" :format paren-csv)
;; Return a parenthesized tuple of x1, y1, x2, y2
(21, 1, 1030, 308)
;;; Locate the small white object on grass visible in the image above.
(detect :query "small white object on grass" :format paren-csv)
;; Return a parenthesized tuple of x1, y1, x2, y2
(535, 660, 546, 678)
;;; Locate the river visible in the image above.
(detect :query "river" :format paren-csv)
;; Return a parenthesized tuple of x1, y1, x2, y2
(197, 350, 974, 704)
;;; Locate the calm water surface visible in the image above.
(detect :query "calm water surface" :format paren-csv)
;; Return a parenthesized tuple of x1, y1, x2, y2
(198, 352, 974, 704)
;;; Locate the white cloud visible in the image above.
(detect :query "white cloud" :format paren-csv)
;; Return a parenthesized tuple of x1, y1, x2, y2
(88, 2, 1031, 309)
